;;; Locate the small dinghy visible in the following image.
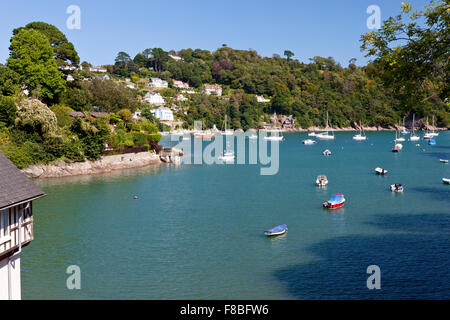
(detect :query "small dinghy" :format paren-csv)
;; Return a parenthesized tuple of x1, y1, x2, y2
(392, 143, 403, 152)
(440, 159, 448, 163)
(264, 224, 288, 236)
(303, 139, 316, 145)
(390, 184, 404, 192)
(428, 138, 436, 146)
(323, 149, 331, 156)
(323, 194, 345, 209)
(316, 175, 328, 187)
(375, 167, 388, 175)
(443, 178, 450, 185)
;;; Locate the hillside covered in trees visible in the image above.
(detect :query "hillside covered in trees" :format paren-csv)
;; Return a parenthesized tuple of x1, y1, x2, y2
(0, 0, 448, 169)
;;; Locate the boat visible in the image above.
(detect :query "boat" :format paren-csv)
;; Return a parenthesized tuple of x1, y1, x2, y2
(400, 117, 409, 135)
(308, 132, 317, 137)
(316, 175, 328, 187)
(390, 184, 404, 192)
(353, 121, 367, 140)
(316, 111, 335, 140)
(220, 115, 234, 135)
(302, 139, 316, 145)
(428, 138, 436, 146)
(443, 178, 450, 185)
(375, 167, 388, 175)
(410, 114, 420, 141)
(323, 194, 345, 209)
(395, 130, 405, 142)
(218, 150, 235, 162)
(440, 159, 448, 163)
(248, 134, 258, 140)
(182, 136, 191, 141)
(423, 117, 433, 139)
(429, 116, 439, 137)
(392, 144, 402, 152)
(264, 224, 288, 236)
(264, 131, 284, 141)
(323, 149, 331, 156)
(194, 131, 214, 138)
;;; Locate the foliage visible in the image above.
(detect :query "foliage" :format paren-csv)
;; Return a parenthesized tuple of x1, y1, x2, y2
(7, 29, 66, 102)
(0, 96, 17, 127)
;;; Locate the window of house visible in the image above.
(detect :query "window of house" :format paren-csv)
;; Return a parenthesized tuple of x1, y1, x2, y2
(0, 209, 9, 240)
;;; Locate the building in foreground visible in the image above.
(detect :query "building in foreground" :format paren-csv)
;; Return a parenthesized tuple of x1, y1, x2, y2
(0, 151, 46, 300)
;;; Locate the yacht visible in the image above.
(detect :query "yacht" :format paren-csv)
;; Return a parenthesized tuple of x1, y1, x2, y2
(264, 129, 284, 141)
(316, 175, 328, 187)
(353, 121, 367, 140)
(302, 139, 316, 145)
(395, 130, 405, 142)
(410, 114, 420, 141)
(316, 112, 335, 140)
(423, 117, 433, 139)
(220, 115, 234, 135)
(400, 117, 409, 135)
(218, 150, 235, 162)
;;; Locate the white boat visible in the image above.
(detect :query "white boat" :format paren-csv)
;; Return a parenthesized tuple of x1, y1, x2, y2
(440, 159, 448, 163)
(443, 178, 450, 185)
(308, 132, 317, 137)
(220, 115, 234, 135)
(375, 167, 388, 175)
(316, 111, 335, 140)
(395, 130, 405, 142)
(264, 224, 288, 236)
(353, 121, 367, 140)
(323, 149, 331, 156)
(423, 117, 433, 139)
(182, 136, 191, 141)
(316, 175, 328, 187)
(390, 184, 404, 192)
(302, 139, 316, 145)
(400, 117, 409, 135)
(218, 150, 235, 162)
(264, 132, 284, 141)
(248, 134, 258, 140)
(429, 116, 439, 137)
(410, 114, 420, 141)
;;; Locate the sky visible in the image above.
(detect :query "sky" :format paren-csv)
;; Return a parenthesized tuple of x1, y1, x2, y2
(0, 0, 432, 67)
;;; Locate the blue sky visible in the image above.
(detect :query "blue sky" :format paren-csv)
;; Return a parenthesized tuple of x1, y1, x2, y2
(0, 0, 431, 66)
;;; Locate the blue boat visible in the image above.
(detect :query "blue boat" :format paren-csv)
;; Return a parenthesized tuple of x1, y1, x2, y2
(264, 224, 288, 236)
(428, 139, 436, 146)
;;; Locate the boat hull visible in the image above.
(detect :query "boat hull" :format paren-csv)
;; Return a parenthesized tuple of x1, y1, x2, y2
(323, 201, 345, 209)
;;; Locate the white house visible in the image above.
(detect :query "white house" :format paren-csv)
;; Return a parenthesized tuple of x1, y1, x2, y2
(151, 107, 174, 121)
(169, 54, 183, 61)
(66, 75, 75, 82)
(132, 110, 141, 120)
(89, 66, 107, 73)
(0, 152, 46, 300)
(144, 92, 165, 105)
(174, 94, 188, 101)
(149, 78, 168, 88)
(203, 84, 222, 96)
(172, 80, 189, 89)
(256, 95, 271, 103)
(126, 83, 136, 89)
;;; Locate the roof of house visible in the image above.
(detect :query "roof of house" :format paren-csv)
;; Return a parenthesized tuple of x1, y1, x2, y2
(0, 151, 46, 210)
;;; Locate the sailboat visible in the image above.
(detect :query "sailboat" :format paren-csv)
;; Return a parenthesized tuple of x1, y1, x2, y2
(395, 125, 405, 142)
(392, 130, 403, 152)
(429, 115, 439, 137)
(221, 115, 234, 135)
(353, 121, 367, 140)
(424, 117, 433, 139)
(316, 111, 335, 140)
(401, 117, 409, 135)
(410, 114, 420, 141)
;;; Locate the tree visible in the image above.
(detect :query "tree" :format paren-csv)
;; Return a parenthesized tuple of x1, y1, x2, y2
(0, 96, 17, 126)
(7, 29, 66, 102)
(284, 50, 294, 61)
(360, 0, 449, 115)
(133, 53, 148, 68)
(0, 66, 20, 96)
(149, 48, 169, 72)
(14, 22, 80, 66)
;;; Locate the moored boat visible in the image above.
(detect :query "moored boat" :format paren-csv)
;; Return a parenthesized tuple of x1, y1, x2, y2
(316, 175, 328, 187)
(375, 167, 388, 175)
(443, 178, 450, 185)
(302, 139, 316, 145)
(440, 159, 448, 163)
(323, 194, 345, 209)
(264, 135, 284, 141)
(323, 149, 331, 156)
(194, 131, 214, 138)
(264, 224, 288, 236)
(390, 184, 404, 192)
(218, 150, 235, 162)
(428, 138, 436, 146)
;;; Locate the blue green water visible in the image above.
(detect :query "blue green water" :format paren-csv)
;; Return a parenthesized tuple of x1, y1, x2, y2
(22, 132, 449, 299)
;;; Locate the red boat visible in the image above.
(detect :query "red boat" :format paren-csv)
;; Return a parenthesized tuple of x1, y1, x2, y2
(323, 194, 345, 209)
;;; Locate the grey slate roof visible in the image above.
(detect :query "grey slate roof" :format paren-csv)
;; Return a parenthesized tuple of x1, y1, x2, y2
(0, 151, 46, 210)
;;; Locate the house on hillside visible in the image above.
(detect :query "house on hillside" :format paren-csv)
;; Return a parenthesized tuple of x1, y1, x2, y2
(203, 84, 222, 96)
(172, 80, 189, 89)
(144, 92, 165, 106)
(174, 94, 188, 102)
(148, 78, 168, 88)
(256, 95, 270, 103)
(0, 152, 46, 300)
(151, 107, 174, 121)
(89, 66, 107, 73)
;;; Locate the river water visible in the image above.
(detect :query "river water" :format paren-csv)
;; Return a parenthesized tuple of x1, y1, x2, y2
(22, 131, 450, 299)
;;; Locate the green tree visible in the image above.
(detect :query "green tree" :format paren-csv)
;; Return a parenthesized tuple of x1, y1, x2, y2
(0, 66, 20, 96)
(284, 50, 294, 61)
(7, 29, 66, 102)
(14, 22, 80, 66)
(0, 96, 17, 126)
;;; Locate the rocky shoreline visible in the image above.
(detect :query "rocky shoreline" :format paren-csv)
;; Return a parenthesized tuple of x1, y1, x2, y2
(22, 152, 161, 179)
